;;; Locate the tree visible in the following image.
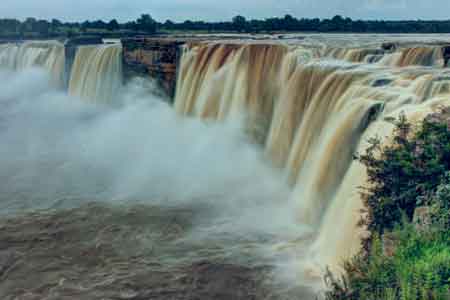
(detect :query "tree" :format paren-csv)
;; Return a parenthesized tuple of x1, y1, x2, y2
(23, 17, 37, 32)
(91, 20, 107, 30)
(0, 19, 21, 34)
(107, 19, 120, 31)
(136, 14, 157, 34)
(232, 15, 247, 32)
(50, 19, 62, 33)
(163, 19, 175, 30)
(35, 20, 50, 35)
(81, 20, 90, 33)
(283, 14, 297, 31)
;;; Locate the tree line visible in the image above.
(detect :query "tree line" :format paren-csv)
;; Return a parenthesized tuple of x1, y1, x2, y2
(3, 14, 450, 39)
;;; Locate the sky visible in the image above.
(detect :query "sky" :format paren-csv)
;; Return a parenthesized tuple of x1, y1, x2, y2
(1, 0, 449, 22)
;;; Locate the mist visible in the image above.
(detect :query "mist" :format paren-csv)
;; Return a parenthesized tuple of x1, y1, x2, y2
(0, 68, 302, 242)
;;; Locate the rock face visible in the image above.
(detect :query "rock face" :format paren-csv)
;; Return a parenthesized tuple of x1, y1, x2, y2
(413, 206, 432, 232)
(425, 106, 450, 130)
(122, 38, 186, 99)
(382, 232, 399, 257)
(381, 42, 397, 52)
(441, 46, 450, 66)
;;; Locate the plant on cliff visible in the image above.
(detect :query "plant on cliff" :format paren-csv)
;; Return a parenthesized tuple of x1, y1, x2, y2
(325, 226, 450, 300)
(358, 112, 450, 235)
(325, 110, 450, 300)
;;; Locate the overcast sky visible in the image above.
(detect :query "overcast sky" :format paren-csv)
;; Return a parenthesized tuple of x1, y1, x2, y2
(1, 0, 449, 22)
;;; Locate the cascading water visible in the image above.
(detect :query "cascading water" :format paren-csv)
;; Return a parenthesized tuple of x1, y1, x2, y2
(68, 44, 123, 103)
(174, 42, 288, 143)
(0, 41, 123, 101)
(174, 40, 450, 278)
(2, 35, 450, 297)
(0, 41, 65, 87)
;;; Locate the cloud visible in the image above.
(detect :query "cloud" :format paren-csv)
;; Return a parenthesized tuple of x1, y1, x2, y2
(0, 0, 448, 22)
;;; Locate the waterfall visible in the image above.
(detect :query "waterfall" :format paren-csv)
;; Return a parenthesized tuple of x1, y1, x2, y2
(0, 41, 123, 103)
(0, 41, 65, 87)
(324, 47, 384, 63)
(395, 46, 445, 67)
(323, 45, 445, 67)
(68, 44, 123, 104)
(2, 36, 450, 279)
(174, 42, 289, 143)
(174, 41, 450, 275)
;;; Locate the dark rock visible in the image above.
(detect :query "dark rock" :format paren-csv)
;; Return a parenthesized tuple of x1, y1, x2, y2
(413, 206, 432, 232)
(424, 107, 450, 127)
(121, 38, 186, 99)
(441, 46, 450, 66)
(382, 232, 399, 257)
(381, 42, 397, 52)
(372, 78, 392, 87)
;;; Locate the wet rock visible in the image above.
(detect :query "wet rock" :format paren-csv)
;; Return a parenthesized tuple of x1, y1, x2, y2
(442, 45, 450, 66)
(381, 42, 397, 52)
(382, 232, 399, 257)
(121, 38, 186, 99)
(413, 206, 432, 232)
(372, 78, 392, 87)
(423, 107, 450, 132)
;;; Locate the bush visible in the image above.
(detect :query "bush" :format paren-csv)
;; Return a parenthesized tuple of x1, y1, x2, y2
(326, 111, 450, 300)
(358, 113, 450, 234)
(429, 175, 450, 230)
(325, 227, 450, 300)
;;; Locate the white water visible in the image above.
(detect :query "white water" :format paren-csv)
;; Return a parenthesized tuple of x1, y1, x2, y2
(174, 40, 450, 280)
(0, 68, 302, 250)
(0, 41, 65, 87)
(68, 44, 123, 103)
(2, 36, 450, 293)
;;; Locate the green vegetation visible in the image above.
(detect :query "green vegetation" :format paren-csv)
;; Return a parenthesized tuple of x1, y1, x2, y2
(0, 14, 158, 40)
(326, 111, 450, 300)
(5, 14, 450, 40)
(326, 227, 450, 300)
(359, 114, 450, 235)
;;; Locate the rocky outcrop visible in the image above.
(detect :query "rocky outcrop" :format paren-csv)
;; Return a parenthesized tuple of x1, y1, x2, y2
(381, 42, 397, 52)
(413, 206, 432, 232)
(382, 232, 399, 257)
(442, 46, 450, 66)
(122, 38, 187, 99)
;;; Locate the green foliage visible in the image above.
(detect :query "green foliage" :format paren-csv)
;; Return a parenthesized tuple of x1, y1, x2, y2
(326, 112, 450, 300)
(326, 227, 450, 300)
(358, 114, 450, 234)
(8, 14, 450, 39)
(429, 175, 450, 230)
(136, 14, 157, 34)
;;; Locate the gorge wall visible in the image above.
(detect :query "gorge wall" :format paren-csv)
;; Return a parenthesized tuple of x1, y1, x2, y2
(121, 37, 186, 98)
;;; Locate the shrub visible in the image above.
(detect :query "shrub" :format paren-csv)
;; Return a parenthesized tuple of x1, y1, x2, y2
(358, 113, 450, 234)
(325, 227, 450, 300)
(326, 111, 450, 300)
